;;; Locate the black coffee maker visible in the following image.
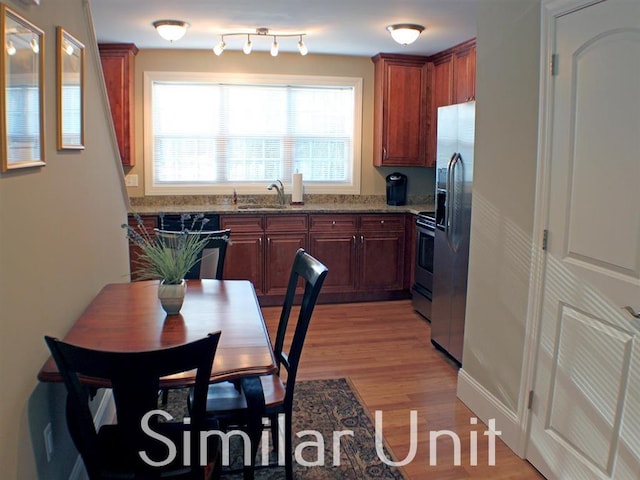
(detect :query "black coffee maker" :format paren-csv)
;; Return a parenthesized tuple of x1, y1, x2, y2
(385, 172, 407, 206)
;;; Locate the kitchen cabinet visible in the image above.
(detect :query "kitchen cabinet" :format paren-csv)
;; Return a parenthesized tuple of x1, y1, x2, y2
(453, 42, 476, 104)
(264, 215, 308, 296)
(308, 213, 406, 294)
(98, 43, 138, 167)
(126, 214, 157, 281)
(219, 215, 265, 294)
(371, 53, 431, 167)
(308, 215, 358, 294)
(219, 214, 308, 298)
(427, 38, 476, 167)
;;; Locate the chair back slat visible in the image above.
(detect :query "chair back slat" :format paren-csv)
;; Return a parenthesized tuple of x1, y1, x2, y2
(272, 249, 328, 409)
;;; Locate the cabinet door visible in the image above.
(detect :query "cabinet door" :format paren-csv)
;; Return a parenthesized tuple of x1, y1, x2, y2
(453, 45, 476, 104)
(127, 215, 157, 281)
(428, 54, 454, 167)
(308, 233, 357, 293)
(223, 232, 265, 294)
(372, 54, 429, 167)
(358, 231, 405, 291)
(264, 233, 307, 296)
(98, 43, 137, 167)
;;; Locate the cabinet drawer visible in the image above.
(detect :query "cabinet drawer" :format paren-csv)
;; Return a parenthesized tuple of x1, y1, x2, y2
(359, 214, 405, 232)
(309, 214, 358, 232)
(220, 215, 264, 232)
(265, 214, 308, 232)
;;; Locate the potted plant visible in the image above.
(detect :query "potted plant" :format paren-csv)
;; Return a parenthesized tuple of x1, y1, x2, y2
(122, 213, 214, 314)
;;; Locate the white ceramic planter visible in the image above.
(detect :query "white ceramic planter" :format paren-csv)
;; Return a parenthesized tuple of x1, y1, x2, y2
(157, 279, 186, 315)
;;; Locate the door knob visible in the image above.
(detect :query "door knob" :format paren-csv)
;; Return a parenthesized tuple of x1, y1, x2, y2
(623, 306, 640, 319)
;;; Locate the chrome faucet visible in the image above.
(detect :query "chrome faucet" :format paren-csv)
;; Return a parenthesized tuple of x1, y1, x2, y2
(267, 180, 285, 206)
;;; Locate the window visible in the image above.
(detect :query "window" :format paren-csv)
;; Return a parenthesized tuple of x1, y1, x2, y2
(144, 72, 362, 195)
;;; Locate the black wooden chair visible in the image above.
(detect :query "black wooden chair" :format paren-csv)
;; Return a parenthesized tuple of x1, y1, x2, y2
(155, 228, 231, 280)
(45, 332, 222, 480)
(199, 248, 328, 480)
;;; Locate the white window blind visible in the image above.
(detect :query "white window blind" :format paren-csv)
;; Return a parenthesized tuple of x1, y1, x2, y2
(144, 72, 362, 195)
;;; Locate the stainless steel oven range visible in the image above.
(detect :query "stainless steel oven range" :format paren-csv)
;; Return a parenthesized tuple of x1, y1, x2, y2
(412, 211, 435, 320)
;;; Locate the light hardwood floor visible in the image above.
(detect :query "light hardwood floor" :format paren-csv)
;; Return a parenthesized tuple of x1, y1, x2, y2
(260, 299, 545, 480)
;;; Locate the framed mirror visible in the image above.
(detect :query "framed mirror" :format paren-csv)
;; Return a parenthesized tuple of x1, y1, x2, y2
(56, 27, 84, 150)
(1, 4, 45, 172)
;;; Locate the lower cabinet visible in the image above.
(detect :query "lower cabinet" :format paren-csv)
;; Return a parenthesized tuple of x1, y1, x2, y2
(127, 212, 411, 303)
(308, 213, 407, 297)
(127, 214, 158, 281)
(220, 214, 308, 299)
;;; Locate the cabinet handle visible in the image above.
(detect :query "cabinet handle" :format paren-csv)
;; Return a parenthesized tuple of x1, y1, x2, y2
(360, 235, 364, 244)
(332, 221, 336, 226)
(267, 237, 271, 247)
(352, 235, 356, 244)
(383, 148, 387, 160)
(258, 237, 262, 247)
(380, 220, 384, 225)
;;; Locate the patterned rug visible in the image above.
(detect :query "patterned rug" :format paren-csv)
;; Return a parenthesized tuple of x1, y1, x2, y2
(164, 378, 407, 479)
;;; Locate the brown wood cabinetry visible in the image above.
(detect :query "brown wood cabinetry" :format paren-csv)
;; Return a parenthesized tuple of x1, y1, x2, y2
(126, 215, 157, 281)
(219, 215, 265, 294)
(264, 216, 308, 296)
(220, 214, 308, 298)
(98, 43, 138, 167)
(308, 213, 406, 295)
(453, 42, 476, 104)
(427, 38, 476, 167)
(128, 212, 412, 304)
(372, 54, 431, 167)
(308, 215, 358, 294)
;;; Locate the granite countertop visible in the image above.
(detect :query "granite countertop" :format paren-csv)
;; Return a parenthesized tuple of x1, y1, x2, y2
(130, 203, 435, 216)
(129, 194, 435, 216)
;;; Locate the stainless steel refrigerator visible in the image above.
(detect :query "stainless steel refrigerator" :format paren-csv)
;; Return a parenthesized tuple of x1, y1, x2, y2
(432, 101, 475, 365)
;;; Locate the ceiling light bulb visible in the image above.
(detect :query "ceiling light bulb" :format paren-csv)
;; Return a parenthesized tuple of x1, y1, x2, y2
(213, 38, 226, 56)
(30, 38, 39, 54)
(6, 40, 16, 56)
(64, 41, 74, 56)
(243, 35, 252, 55)
(153, 20, 189, 42)
(270, 37, 278, 57)
(297, 36, 308, 56)
(386, 24, 425, 45)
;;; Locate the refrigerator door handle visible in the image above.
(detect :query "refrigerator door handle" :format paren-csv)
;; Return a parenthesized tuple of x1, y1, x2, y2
(443, 152, 457, 235)
(446, 153, 460, 244)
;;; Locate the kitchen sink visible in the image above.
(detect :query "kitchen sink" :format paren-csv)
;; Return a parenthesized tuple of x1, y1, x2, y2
(237, 204, 288, 210)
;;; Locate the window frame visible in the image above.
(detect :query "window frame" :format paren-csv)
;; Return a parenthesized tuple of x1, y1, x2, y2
(143, 71, 363, 196)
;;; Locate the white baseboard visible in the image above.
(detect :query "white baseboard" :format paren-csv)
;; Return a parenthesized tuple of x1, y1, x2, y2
(69, 390, 116, 480)
(456, 368, 526, 457)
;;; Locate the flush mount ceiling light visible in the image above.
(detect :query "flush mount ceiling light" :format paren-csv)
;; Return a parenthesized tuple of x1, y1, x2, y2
(386, 23, 425, 45)
(213, 27, 308, 57)
(153, 20, 189, 42)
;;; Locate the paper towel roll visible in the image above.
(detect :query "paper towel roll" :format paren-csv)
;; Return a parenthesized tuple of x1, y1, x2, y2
(292, 173, 304, 204)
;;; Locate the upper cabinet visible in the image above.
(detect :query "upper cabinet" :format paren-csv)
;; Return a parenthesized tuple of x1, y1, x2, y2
(371, 53, 431, 167)
(427, 38, 476, 167)
(98, 43, 138, 167)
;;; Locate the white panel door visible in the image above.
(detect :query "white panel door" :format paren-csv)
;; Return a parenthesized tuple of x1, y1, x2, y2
(527, 0, 640, 479)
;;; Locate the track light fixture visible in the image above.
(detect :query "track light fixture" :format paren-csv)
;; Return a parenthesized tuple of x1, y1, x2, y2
(212, 28, 308, 56)
(386, 23, 425, 45)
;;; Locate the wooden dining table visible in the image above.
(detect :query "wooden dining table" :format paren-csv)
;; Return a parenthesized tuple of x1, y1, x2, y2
(38, 279, 277, 387)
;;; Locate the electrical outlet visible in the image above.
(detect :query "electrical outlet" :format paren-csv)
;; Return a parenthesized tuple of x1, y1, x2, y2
(44, 423, 53, 462)
(125, 174, 139, 187)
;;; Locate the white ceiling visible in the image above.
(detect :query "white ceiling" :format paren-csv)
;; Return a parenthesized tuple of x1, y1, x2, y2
(89, 0, 478, 57)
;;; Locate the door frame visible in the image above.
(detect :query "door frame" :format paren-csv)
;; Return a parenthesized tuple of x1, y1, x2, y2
(517, 0, 612, 458)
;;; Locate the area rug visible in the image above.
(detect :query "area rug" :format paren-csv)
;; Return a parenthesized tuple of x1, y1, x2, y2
(164, 378, 407, 479)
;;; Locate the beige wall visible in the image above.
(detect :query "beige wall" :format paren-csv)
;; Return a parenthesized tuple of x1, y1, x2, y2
(462, 0, 541, 411)
(0, 0, 130, 478)
(126, 49, 436, 198)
